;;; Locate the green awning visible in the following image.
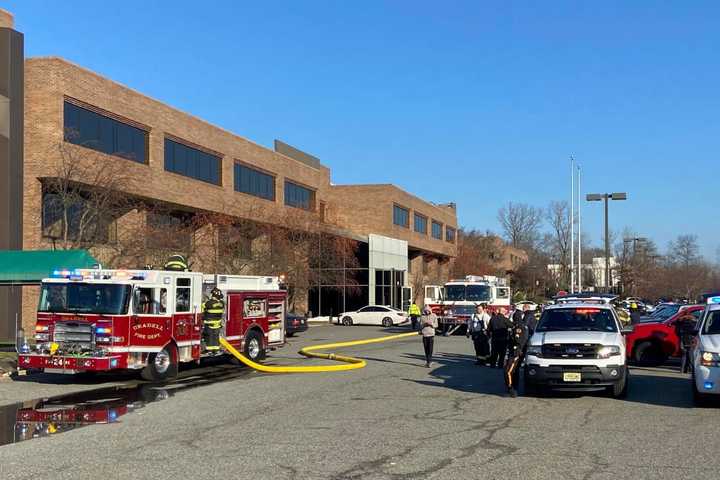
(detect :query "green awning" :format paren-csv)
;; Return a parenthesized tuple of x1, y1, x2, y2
(0, 250, 99, 283)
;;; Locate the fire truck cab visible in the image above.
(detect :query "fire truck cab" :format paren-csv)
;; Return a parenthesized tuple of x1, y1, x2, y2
(425, 275, 511, 333)
(17, 268, 287, 381)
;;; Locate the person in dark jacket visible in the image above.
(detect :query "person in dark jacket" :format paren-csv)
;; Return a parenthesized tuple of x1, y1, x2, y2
(523, 304, 537, 336)
(512, 305, 524, 325)
(505, 313, 529, 398)
(629, 302, 642, 325)
(675, 313, 697, 373)
(488, 307, 512, 368)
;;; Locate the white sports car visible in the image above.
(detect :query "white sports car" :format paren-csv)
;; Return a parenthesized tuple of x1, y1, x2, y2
(338, 305, 407, 327)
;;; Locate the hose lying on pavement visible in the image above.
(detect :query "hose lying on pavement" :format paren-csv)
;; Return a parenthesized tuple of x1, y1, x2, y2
(219, 332, 418, 373)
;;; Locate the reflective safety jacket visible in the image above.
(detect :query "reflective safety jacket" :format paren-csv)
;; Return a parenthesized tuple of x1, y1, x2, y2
(203, 298, 225, 327)
(408, 303, 421, 316)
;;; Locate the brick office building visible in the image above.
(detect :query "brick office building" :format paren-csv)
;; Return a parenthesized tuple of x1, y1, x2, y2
(0, 11, 458, 339)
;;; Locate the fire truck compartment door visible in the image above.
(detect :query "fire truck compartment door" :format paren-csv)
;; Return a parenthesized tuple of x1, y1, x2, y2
(424, 286, 442, 304)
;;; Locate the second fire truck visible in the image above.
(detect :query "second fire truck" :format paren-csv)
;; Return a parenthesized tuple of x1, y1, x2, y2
(17, 268, 287, 381)
(424, 275, 511, 333)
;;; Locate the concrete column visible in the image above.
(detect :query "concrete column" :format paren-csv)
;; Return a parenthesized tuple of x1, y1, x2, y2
(0, 9, 23, 341)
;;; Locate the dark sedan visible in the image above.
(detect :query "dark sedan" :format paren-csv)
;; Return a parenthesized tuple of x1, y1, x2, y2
(286, 312, 309, 337)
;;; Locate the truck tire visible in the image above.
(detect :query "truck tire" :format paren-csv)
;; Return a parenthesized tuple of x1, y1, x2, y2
(244, 330, 265, 362)
(342, 316, 353, 326)
(382, 317, 393, 327)
(610, 371, 629, 399)
(141, 344, 178, 382)
(633, 341, 668, 366)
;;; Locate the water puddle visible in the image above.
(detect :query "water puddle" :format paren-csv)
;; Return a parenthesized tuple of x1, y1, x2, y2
(0, 364, 255, 447)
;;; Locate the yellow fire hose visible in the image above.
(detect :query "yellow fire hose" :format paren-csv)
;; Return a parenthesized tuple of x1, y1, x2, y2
(219, 331, 418, 373)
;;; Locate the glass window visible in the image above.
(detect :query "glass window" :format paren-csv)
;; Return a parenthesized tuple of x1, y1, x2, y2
(537, 307, 618, 333)
(393, 205, 409, 228)
(38, 283, 131, 315)
(158, 288, 167, 314)
(234, 163, 275, 201)
(63, 101, 147, 163)
(284, 181, 315, 210)
(164, 138, 221, 185)
(414, 213, 427, 234)
(431, 221, 443, 240)
(175, 278, 192, 313)
(133, 287, 155, 314)
(703, 311, 720, 335)
(446, 227, 456, 243)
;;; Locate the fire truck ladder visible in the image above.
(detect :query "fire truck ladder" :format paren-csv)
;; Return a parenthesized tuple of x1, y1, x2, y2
(219, 332, 417, 373)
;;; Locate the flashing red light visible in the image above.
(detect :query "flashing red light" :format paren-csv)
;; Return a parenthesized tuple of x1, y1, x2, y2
(574, 308, 600, 314)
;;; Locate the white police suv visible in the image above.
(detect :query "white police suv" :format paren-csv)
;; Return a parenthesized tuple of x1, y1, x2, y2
(524, 297, 632, 398)
(691, 297, 720, 405)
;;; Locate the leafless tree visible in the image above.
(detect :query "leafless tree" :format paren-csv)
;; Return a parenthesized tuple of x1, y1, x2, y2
(42, 142, 138, 251)
(497, 202, 542, 250)
(544, 201, 570, 286)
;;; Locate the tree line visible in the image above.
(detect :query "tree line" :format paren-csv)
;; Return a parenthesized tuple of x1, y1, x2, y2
(453, 201, 720, 302)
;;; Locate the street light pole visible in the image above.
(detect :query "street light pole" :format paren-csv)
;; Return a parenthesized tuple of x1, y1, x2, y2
(587, 192, 627, 292)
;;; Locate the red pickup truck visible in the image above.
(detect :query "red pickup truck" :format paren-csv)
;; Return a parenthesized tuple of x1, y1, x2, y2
(626, 305, 705, 365)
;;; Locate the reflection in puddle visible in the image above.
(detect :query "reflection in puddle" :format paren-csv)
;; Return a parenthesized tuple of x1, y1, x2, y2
(1, 365, 255, 447)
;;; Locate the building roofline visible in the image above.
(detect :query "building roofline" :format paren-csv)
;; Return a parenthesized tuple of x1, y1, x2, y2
(330, 183, 456, 216)
(26, 56, 329, 174)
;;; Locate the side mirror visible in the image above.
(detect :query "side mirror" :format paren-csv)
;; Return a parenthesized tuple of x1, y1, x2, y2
(621, 326, 634, 335)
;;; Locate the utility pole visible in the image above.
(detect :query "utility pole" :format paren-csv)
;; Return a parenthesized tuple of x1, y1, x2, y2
(570, 156, 575, 293)
(587, 192, 628, 291)
(577, 164, 582, 293)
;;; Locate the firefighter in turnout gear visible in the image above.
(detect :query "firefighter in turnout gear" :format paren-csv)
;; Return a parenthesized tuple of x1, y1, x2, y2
(203, 288, 225, 352)
(164, 254, 189, 272)
(504, 314, 529, 398)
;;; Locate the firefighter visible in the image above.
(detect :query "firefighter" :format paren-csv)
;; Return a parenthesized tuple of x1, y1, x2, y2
(408, 301, 422, 330)
(504, 312, 529, 398)
(202, 288, 225, 352)
(164, 254, 188, 272)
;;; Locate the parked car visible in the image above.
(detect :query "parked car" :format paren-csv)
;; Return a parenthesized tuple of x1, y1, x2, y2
(285, 312, 309, 337)
(692, 300, 720, 405)
(626, 305, 705, 366)
(338, 305, 407, 327)
(525, 298, 632, 398)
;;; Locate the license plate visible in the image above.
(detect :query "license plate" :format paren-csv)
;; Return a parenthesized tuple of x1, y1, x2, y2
(563, 372, 582, 382)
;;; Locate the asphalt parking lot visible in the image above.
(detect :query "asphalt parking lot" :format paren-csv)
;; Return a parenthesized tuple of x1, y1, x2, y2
(1, 324, 718, 480)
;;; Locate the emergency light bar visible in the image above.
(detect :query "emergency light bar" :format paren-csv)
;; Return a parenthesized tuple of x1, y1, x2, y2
(707, 296, 720, 304)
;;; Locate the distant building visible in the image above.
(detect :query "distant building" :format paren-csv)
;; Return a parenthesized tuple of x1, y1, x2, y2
(547, 257, 620, 291)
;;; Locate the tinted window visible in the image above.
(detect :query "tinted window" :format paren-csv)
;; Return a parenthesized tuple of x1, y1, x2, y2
(703, 311, 720, 335)
(284, 181, 315, 210)
(445, 285, 465, 301)
(39, 283, 131, 315)
(432, 221, 443, 240)
(537, 308, 617, 333)
(234, 164, 275, 201)
(466, 285, 491, 302)
(446, 227, 456, 243)
(64, 101, 147, 163)
(164, 138, 221, 185)
(414, 213, 427, 233)
(393, 205, 409, 228)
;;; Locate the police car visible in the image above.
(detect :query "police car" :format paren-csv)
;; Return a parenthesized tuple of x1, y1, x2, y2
(691, 297, 720, 405)
(524, 296, 633, 398)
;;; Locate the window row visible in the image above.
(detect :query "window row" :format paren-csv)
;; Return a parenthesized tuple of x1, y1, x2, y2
(62, 100, 316, 210)
(64, 101, 147, 164)
(393, 204, 456, 243)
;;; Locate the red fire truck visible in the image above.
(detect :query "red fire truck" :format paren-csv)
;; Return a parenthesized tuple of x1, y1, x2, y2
(424, 275, 511, 333)
(17, 268, 287, 380)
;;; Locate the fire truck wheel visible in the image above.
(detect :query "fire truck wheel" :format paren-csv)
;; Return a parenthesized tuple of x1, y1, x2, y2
(382, 317, 393, 327)
(141, 345, 178, 382)
(342, 316, 353, 326)
(244, 330, 266, 361)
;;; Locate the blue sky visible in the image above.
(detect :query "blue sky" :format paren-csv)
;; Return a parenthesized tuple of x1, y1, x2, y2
(6, 1, 719, 259)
